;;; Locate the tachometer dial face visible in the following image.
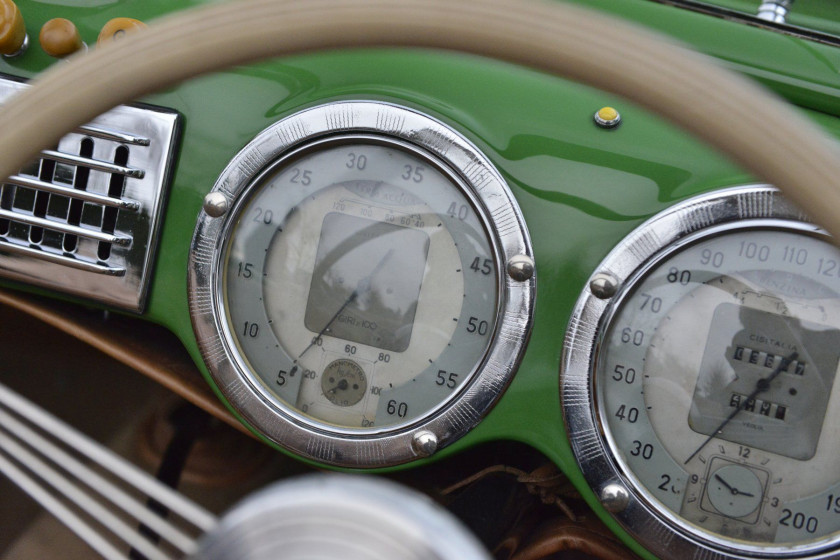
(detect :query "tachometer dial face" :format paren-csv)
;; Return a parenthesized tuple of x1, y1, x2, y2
(190, 102, 534, 467)
(223, 140, 495, 430)
(563, 187, 840, 559)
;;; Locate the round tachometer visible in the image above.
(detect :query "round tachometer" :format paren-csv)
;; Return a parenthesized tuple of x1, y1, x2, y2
(190, 102, 534, 467)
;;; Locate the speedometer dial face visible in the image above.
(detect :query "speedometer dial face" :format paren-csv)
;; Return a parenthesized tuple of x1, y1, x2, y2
(224, 141, 494, 429)
(563, 187, 840, 559)
(190, 102, 534, 467)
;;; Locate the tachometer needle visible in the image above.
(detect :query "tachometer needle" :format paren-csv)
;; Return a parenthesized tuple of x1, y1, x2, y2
(288, 249, 394, 376)
(684, 350, 798, 465)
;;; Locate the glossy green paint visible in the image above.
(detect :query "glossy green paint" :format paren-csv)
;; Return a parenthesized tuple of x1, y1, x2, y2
(569, 0, 840, 116)
(3, 1, 840, 558)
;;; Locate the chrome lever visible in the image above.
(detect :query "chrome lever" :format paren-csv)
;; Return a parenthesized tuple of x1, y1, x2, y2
(757, 0, 794, 23)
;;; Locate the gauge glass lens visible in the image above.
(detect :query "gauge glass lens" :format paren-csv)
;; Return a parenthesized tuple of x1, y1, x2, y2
(598, 227, 840, 550)
(222, 139, 498, 430)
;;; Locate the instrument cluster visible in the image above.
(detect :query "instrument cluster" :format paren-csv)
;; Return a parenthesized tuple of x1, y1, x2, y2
(189, 100, 840, 558)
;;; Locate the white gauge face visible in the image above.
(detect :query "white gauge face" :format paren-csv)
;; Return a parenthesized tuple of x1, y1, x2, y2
(598, 226, 840, 552)
(192, 101, 534, 467)
(222, 139, 498, 431)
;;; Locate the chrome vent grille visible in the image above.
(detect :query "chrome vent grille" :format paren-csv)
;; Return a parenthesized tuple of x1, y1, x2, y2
(0, 76, 180, 312)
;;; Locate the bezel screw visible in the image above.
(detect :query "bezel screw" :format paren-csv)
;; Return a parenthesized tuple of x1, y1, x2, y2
(600, 483, 630, 513)
(507, 254, 535, 282)
(203, 192, 229, 217)
(590, 272, 618, 299)
(411, 430, 439, 457)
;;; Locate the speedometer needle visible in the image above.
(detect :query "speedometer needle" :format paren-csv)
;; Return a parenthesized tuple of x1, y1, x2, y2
(684, 350, 798, 465)
(288, 249, 394, 376)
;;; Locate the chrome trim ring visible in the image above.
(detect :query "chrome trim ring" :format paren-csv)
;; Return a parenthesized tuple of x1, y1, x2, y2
(560, 185, 840, 559)
(195, 475, 491, 560)
(0, 75, 180, 312)
(189, 101, 534, 468)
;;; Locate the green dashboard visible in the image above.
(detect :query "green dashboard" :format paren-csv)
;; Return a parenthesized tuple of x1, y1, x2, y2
(2, 1, 840, 559)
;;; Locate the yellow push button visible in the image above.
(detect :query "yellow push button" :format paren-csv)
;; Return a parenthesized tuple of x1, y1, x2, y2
(0, 0, 27, 57)
(97, 17, 146, 46)
(597, 107, 618, 122)
(594, 106, 621, 129)
(40, 18, 83, 58)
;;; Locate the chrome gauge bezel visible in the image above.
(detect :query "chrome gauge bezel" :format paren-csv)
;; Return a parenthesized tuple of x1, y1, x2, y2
(218, 133, 502, 439)
(561, 185, 840, 559)
(189, 101, 534, 468)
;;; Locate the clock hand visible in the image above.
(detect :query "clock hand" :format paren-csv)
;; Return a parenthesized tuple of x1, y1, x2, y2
(714, 473, 754, 497)
(715, 473, 736, 493)
(684, 350, 798, 465)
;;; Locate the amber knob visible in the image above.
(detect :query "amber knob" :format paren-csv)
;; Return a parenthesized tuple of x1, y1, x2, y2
(97, 17, 145, 46)
(0, 0, 26, 57)
(40, 18, 83, 58)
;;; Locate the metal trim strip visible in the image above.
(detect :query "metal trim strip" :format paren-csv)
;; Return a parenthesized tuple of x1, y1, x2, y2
(0, 209, 131, 245)
(40, 149, 145, 179)
(6, 175, 140, 210)
(0, 240, 126, 276)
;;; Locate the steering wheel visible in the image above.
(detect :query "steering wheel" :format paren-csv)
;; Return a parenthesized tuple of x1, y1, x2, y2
(1, 0, 840, 558)
(1, 0, 839, 237)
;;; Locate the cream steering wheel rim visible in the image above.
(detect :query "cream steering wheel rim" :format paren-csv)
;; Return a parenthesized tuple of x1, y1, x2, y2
(0, 0, 839, 237)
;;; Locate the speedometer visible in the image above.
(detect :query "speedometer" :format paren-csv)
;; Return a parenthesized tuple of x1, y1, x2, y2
(190, 102, 534, 468)
(563, 187, 840, 558)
